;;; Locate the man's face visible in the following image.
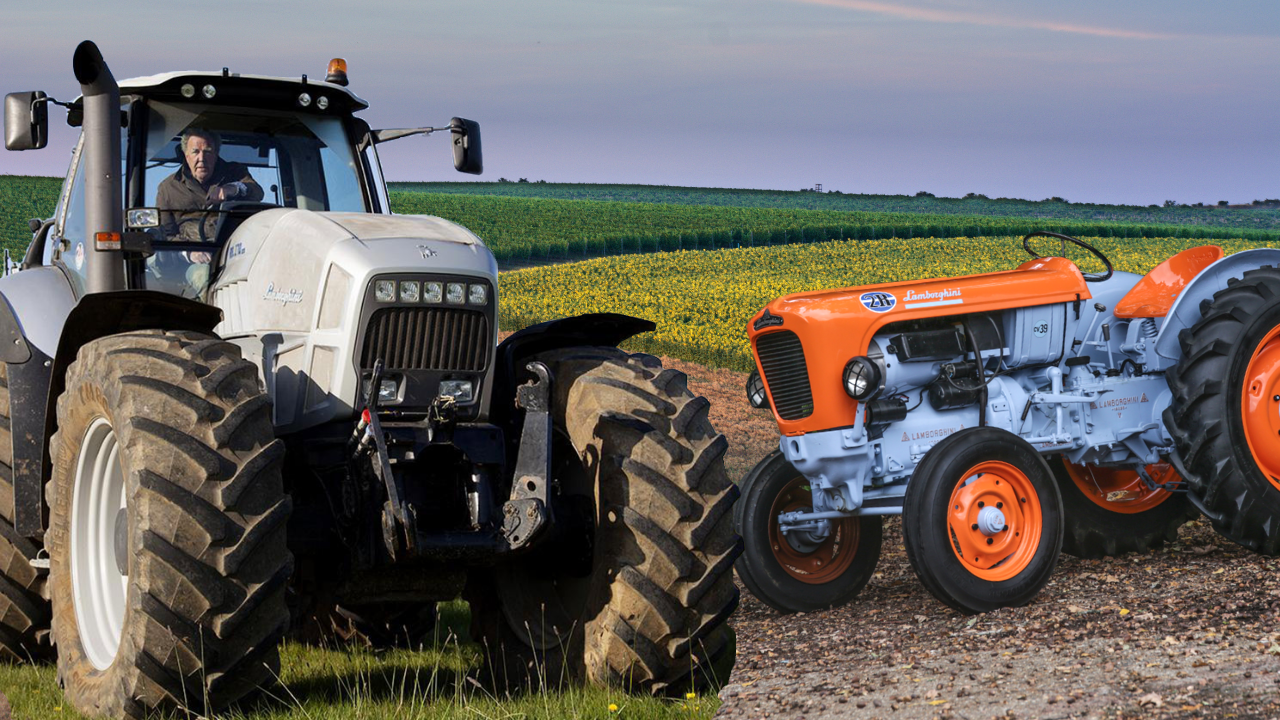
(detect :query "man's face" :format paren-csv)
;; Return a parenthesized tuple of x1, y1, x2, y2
(184, 135, 218, 184)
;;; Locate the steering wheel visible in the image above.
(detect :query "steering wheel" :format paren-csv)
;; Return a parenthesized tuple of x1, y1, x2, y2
(1021, 231, 1113, 282)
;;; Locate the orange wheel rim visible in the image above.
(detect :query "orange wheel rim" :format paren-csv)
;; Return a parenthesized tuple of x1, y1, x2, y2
(1241, 325, 1280, 493)
(1063, 462, 1177, 514)
(946, 461, 1042, 582)
(768, 476, 859, 584)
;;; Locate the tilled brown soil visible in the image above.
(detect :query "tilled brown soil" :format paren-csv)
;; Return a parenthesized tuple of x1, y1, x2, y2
(653, 354, 1280, 720)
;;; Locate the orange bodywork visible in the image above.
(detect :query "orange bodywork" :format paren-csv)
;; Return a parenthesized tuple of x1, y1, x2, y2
(748, 257, 1091, 436)
(1113, 245, 1223, 319)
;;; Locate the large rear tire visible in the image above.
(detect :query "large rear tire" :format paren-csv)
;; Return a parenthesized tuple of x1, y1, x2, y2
(471, 348, 740, 695)
(0, 362, 51, 662)
(1053, 459, 1199, 558)
(903, 427, 1063, 615)
(734, 450, 882, 613)
(1165, 267, 1280, 554)
(46, 330, 291, 718)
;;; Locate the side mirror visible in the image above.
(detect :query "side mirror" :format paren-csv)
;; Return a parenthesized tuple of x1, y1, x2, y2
(450, 117, 482, 175)
(5, 92, 49, 151)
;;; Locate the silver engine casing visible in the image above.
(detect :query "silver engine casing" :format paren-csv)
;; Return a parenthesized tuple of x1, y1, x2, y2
(208, 209, 499, 436)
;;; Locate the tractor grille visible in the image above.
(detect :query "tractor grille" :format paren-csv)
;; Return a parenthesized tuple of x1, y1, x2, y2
(755, 330, 813, 420)
(361, 307, 490, 371)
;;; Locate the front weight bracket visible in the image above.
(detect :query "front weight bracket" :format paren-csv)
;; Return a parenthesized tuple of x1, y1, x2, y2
(503, 361, 554, 549)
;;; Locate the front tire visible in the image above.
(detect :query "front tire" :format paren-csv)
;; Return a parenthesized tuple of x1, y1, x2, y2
(47, 330, 291, 718)
(903, 427, 1063, 615)
(1165, 266, 1280, 554)
(1053, 459, 1198, 558)
(471, 348, 741, 695)
(734, 451, 882, 613)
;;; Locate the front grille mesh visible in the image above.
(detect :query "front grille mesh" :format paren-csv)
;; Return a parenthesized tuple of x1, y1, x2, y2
(362, 307, 490, 371)
(755, 331, 813, 420)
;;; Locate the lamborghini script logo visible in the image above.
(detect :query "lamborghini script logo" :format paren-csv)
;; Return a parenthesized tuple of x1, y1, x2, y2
(263, 283, 304, 305)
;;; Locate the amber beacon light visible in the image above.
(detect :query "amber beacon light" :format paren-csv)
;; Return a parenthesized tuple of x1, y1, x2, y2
(326, 58, 349, 86)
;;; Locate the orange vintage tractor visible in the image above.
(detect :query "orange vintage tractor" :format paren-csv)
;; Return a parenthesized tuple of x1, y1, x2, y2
(737, 232, 1280, 615)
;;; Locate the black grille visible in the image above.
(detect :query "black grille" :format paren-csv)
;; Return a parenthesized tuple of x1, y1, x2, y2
(362, 307, 490, 371)
(755, 331, 813, 420)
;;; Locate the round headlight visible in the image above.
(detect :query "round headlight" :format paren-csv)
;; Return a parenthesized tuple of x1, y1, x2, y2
(746, 370, 769, 409)
(843, 357, 880, 400)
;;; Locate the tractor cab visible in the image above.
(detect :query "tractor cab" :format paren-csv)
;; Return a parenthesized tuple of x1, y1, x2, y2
(11, 62, 480, 300)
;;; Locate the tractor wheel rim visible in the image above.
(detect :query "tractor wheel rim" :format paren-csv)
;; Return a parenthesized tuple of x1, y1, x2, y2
(70, 417, 129, 671)
(1063, 462, 1176, 514)
(768, 476, 859, 584)
(947, 461, 1041, 582)
(1241, 325, 1280, 492)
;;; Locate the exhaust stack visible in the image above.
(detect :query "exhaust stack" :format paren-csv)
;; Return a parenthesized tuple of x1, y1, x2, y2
(72, 40, 125, 294)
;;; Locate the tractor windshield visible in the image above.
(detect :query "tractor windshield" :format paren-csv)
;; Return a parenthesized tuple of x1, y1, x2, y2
(141, 100, 365, 217)
(136, 100, 366, 297)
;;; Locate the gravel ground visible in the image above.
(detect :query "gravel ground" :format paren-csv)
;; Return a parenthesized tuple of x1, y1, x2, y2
(716, 519, 1280, 720)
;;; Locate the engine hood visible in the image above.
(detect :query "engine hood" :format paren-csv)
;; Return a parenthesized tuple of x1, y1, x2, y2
(747, 257, 1091, 435)
(211, 209, 497, 332)
(208, 209, 499, 434)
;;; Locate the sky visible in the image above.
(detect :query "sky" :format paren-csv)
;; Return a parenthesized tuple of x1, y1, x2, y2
(1, 0, 1277, 206)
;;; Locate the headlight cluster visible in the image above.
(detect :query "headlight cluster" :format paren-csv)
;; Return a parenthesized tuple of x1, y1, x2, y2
(374, 278, 488, 306)
(842, 357, 881, 400)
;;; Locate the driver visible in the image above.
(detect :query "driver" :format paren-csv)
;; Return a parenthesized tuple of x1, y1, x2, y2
(151, 128, 263, 296)
(156, 127, 264, 241)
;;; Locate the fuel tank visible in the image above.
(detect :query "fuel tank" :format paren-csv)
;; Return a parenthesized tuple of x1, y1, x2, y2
(747, 257, 1091, 436)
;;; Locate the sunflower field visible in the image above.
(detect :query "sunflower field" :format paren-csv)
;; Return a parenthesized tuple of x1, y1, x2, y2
(498, 236, 1280, 372)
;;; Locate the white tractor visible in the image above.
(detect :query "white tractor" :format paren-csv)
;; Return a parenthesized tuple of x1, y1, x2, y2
(0, 41, 739, 716)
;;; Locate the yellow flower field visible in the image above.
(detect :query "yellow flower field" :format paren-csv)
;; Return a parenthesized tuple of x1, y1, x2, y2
(498, 236, 1280, 372)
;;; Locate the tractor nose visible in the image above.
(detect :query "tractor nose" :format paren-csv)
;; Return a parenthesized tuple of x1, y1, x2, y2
(976, 505, 1006, 536)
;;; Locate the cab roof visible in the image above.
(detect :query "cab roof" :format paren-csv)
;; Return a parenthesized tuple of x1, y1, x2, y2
(79, 70, 368, 115)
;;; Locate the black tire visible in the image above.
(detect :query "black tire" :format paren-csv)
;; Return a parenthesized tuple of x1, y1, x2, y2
(331, 602, 438, 649)
(46, 330, 291, 718)
(470, 348, 740, 695)
(1052, 458, 1199, 559)
(0, 362, 51, 662)
(1165, 266, 1280, 554)
(903, 427, 1063, 615)
(734, 450, 882, 613)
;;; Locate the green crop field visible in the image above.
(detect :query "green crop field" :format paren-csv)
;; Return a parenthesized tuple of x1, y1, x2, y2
(390, 192, 1278, 264)
(0, 175, 61, 259)
(6, 176, 1278, 266)
(391, 181, 1280, 232)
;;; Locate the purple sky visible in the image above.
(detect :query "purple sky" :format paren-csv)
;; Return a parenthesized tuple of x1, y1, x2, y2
(2, 0, 1277, 205)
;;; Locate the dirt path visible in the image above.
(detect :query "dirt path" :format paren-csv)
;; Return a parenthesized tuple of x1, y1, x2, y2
(717, 518, 1280, 720)
(656, 355, 1280, 720)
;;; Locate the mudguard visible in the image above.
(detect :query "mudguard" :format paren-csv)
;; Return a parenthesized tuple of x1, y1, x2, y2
(1151, 248, 1280, 372)
(12, 290, 221, 537)
(489, 312, 655, 428)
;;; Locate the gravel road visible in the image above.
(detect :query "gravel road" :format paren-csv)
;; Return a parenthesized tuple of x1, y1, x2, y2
(716, 519, 1280, 719)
